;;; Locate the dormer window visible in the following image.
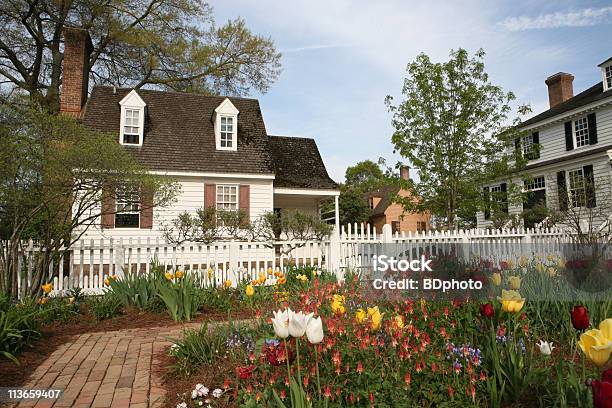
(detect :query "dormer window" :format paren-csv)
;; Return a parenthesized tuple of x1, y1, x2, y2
(214, 98, 239, 151)
(599, 58, 612, 92)
(119, 90, 146, 147)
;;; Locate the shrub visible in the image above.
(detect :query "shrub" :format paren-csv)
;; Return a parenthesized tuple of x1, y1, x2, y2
(170, 322, 228, 375)
(157, 273, 202, 321)
(108, 272, 161, 311)
(87, 293, 122, 321)
(0, 305, 41, 363)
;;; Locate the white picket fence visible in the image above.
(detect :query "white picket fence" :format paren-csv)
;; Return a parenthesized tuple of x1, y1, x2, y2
(13, 223, 573, 296)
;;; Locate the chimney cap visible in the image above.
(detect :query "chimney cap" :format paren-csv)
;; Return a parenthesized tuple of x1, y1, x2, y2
(545, 72, 574, 85)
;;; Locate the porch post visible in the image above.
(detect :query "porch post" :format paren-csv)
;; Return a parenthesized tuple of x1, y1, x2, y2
(334, 195, 340, 232)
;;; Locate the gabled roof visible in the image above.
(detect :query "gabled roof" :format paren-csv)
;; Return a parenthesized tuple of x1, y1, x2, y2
(519, 81, 612, 128)
(366, 185, 400, 217)
(267, 135, 338, 189)
(83, 86, 273, 175)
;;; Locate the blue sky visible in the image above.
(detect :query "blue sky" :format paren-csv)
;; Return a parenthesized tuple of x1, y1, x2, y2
(211, 0, 612, 182)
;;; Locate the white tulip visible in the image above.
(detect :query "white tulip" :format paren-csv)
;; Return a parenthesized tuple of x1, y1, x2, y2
(537, 340, 555, 356)
(272, 309, 290, 338)
(288, 310, 312, 338)
(306, 316, 324, 344)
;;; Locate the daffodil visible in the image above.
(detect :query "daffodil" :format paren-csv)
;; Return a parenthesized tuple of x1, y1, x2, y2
(491, 273, 502, 286)
(165, 271, 174, 281)
(331, 295, 346, 315)
(355, 308, 367, 324)
(296, 273, 308, 282)
(258, 272, 266, 284)
(498, 290, 525, 313)
(277, 275, 286, 285)
(267, 267, 274, 276)
(547, 267, 557, 278)
(547, 254, 555, 262)
(175, 270, 184, 280)
(41, 282, 53, 294)
(518, 256, 528, 268)
(223, 279, 232, 288)
(535, 262, 545, 273)
(245, 284, 255, 297)
(207, 267, 214, 279)
(508, 276, 521, 290)
(104, 277, 111, 286)
(578, 323, 612, 366)
(370, 308, 384, 331)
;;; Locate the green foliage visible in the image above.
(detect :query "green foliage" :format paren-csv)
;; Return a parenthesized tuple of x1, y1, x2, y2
(0, 306, 41, 363)
(169, 322, 227, 376)
(344, 159, 390, 192)
(108, 273, 161, 312)
(338, 186, 371, 225)
(0, 1, 281, 113)
(87, 293, 123, 321)
(157, 274, 202, 322)
(385, 48, 530, 228)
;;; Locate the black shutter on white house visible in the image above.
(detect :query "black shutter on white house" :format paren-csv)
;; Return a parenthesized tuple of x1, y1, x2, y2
(584, 165, 596, 208)
(564, 121, 573, 151)
(483, 187, 490, 220)
(557, 171, 568, 211)
(500, 183, 509, 214)
(514, 138, 520, 152)
(587, 113, 598, 145)
(530, 132, 540, 160)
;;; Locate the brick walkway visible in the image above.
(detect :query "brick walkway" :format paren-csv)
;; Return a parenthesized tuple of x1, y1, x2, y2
(12, 324, 195, 408)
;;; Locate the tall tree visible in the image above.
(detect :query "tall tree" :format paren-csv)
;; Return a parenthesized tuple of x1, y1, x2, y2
(0, 0, 282, 112)
(385, 49, 529, 228)
(344, 159, 388, 192)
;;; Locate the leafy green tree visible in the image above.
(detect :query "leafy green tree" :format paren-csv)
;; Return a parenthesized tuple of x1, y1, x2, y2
(339, 186, 371, 226)
(385, 49, 529, 228)
(0, 103, 178, 297)
(0, 1, 282, 112)
(344, 159, 389, 192)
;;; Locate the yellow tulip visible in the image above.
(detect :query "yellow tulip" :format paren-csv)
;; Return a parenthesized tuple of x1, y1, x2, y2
(518, 256, 528, 268)
(556, 258, 565, 269)
(370, 309, 384, 331)
(41, 283, 53, 294)
(104, 277, 110, 286)
(175, 270, 184, 280)
(207, 267, 214, 279)
(245, 284, 255, 297)
(165, 271, 174, 281)
(367, 306, 380, 317)
(394, 315, 404, 329)
(69, 297, 76, 304)
(296, 273, 308, 282)
(535, 262, 545, 273)
(267, 267, 274, 276)
(547, 254, 554, 262)
(578, 328, 612, 366)
(508, 276, 521, 290)
(331, 295, 346, 316)
(491, 273, 502, 286)
(355, 308, 367, 324)
(599, 318, 612, 340)
(498, 290, 525, 313)
(547, 267, 557, 278)
(224, 279, 232, 288)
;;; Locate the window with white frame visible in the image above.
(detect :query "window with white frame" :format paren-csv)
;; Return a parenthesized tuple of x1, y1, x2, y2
(606, 65, 612, 90)
(574, 117, 589, 148)
(123, 108, 141, 144)
(568, 169, 587, 208)
(525, 176, 545, 191)
(115, 186, 140, 228)
(216, 185, 238, 211)
(522, 134, 534, 157)
(220, 116, 234, 148)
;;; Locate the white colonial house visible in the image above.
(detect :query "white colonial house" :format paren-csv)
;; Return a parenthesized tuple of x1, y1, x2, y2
(477, 57, 612, 228)
(60, 28, 339, 241)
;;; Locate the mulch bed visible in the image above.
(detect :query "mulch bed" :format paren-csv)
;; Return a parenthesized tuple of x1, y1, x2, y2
(0, 306, 252, 389)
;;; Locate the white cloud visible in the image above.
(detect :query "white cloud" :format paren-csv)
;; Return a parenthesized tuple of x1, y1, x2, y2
(280, 44, 338, 53)
(499, 7, 612, 31)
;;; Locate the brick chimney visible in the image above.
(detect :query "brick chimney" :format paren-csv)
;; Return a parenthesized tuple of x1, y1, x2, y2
(60, 27, 93, 117)
(545, 72, 574, 108)
(400, 166, 410, 181)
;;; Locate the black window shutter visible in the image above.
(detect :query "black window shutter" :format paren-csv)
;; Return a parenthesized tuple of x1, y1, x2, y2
(514, 138, 520, 152)
(483, 187, 490, 220)
(564, 121, 574, 151)
(584, 165, 596, 208)
(500, 183, 509, 213)
(557, 171, 568, 211)
(587, 113, 598, 145)
(531, 132, 540, 159)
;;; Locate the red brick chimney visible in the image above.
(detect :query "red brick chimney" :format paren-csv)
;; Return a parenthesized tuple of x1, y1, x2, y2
(60, 27, 93, 117)
(545, 72, 574, 108)
(400, 166, 410, 181)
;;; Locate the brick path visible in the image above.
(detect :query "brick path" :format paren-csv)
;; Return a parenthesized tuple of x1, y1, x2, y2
(12, 324, 196, 408)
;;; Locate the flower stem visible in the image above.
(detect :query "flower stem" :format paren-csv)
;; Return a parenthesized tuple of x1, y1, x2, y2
(283, 338, 294, 408)
(315, 345, 322, 400)
(296, 337, 302, 390)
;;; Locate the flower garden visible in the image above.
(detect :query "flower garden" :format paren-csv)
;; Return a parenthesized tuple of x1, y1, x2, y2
(1, 255, 612, 407)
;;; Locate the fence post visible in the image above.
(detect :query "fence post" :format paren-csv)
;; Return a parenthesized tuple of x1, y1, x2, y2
(381, 224, 393, 244)
(328, 226, 341, 280)
(114, 239, 125, 278)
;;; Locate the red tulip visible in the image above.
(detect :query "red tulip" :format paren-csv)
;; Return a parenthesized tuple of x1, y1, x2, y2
(592, 369, 612, 408)
(479, 303, 494, 318)
(571, 305, 590, 330)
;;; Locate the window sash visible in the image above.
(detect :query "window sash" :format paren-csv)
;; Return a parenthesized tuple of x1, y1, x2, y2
(219, 116, 235, 148)
(606, 65, 612, 88)
(574, 117, 589, 148)
(525, 176, 545, 191)
(216, 185, 238, 211)
(115, 186, 140, 228)
(567, 169, 587, 208)
(521, 134, 534, 156)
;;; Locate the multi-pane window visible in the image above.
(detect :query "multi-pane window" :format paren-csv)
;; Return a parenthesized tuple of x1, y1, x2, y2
(216, 185, 238, 211)
(525, 176, 545, 191)
(220, 116, 234, 148)
(123, 109, 140, 144)
(568, 169, 587, 208)
(115, 186, 140, 228)
(574, 117, 589, 148)
(606, 65, 612, 89)
(522, 134, 534, 157)
(416, 221, 427, 232)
